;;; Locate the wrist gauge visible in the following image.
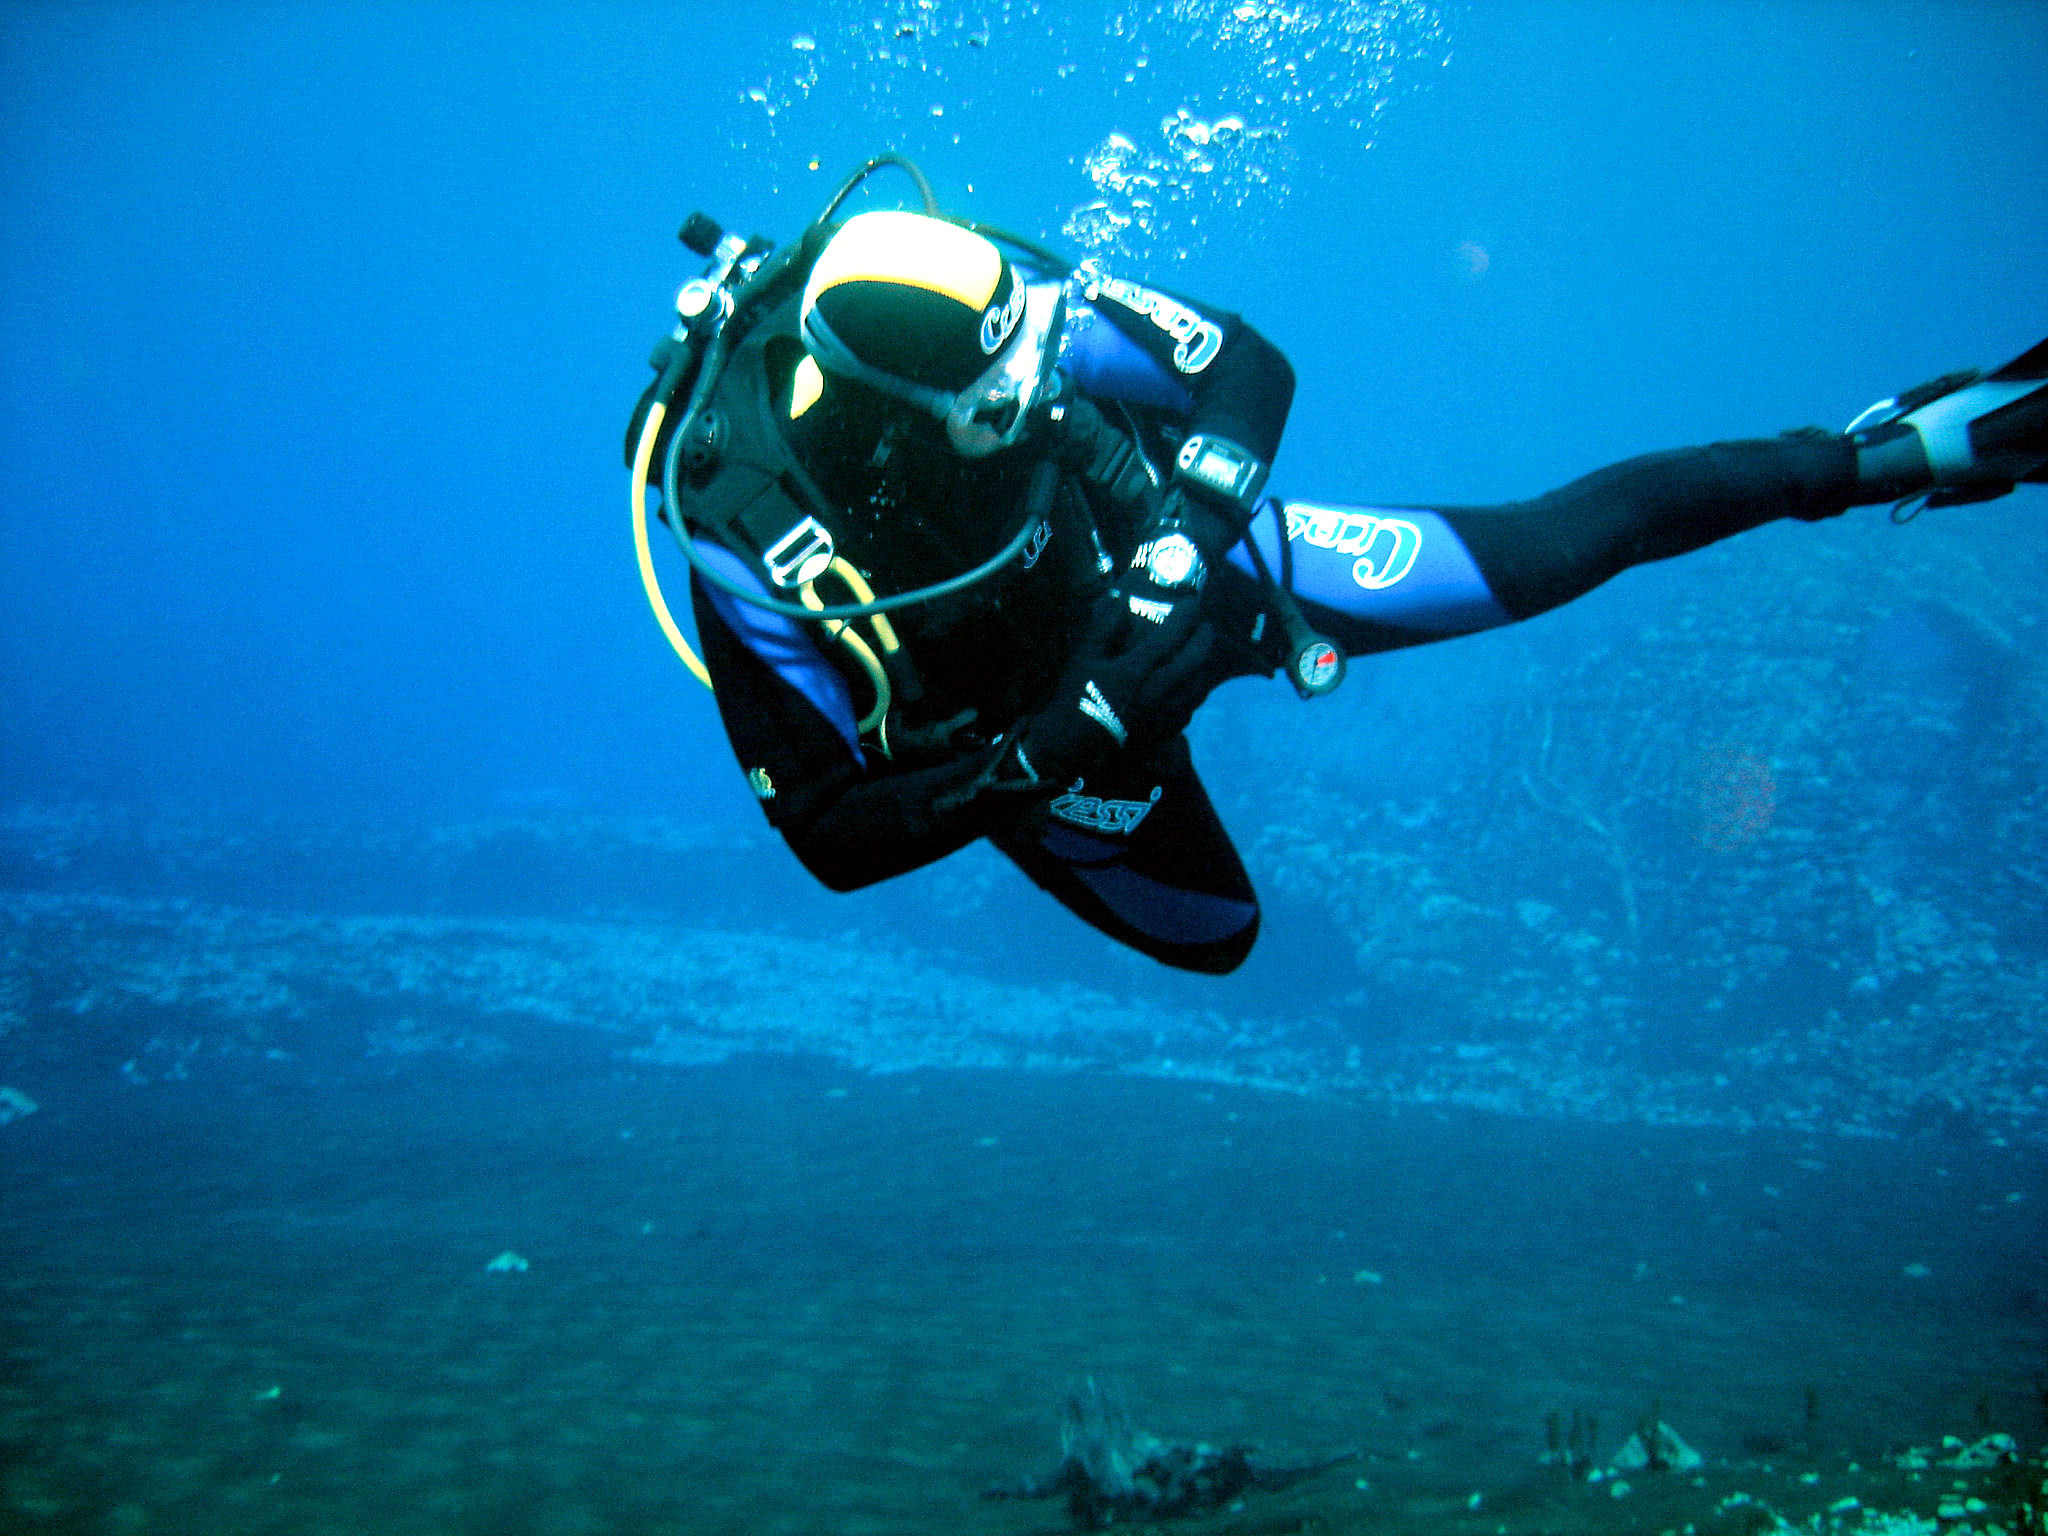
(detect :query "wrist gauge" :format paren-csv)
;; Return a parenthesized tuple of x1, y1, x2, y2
(1132, 530, 1206, 591)
(1175, 433, 1267, 507)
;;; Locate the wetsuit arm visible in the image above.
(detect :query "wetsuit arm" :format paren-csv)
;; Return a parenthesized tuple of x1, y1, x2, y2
(1181, 317, 1294, 468)
(993, 734, 1261, 974)
(692, 561, 1260, 970)
(1069, 278, 1296, 460)
(1168, 319, 1294, 560)
(1062, 280, 1294, 560)
(690, 574, 1020, 890)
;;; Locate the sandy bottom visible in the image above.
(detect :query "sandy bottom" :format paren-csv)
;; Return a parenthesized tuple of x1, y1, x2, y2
(1, 1050, 2042, 1535)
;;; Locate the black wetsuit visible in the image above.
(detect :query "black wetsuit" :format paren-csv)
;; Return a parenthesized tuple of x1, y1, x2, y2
(692, 269, 1858, 974)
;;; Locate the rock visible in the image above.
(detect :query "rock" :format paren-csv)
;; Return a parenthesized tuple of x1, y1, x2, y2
(1939, 1432, 2015, 1468)
(0, 1086, 37, 1125)
(1609, 1420, 1704, 1473)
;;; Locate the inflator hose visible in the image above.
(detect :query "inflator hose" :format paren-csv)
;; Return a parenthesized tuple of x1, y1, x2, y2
(630, 399, 712, 687)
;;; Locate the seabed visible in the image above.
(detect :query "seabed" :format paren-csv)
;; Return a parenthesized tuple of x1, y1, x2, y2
(2, 1051, 2040, 1535)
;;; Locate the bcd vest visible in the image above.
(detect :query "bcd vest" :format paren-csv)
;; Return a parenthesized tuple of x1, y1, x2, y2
(667, 288, 1110, 756)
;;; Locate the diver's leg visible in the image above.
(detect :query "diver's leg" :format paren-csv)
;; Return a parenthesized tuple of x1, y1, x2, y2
(992, 734, 1260, 975)
(1429, 431, 1857, 620)
(1226, 430, 1858, 655)
(1223, 339, 2048, 659)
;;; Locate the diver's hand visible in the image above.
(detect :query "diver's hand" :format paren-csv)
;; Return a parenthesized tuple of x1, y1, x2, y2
(1003, 587, 1215, 788)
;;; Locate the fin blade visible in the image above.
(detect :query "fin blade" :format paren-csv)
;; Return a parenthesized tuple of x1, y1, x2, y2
(1985, 335, 2048, 382)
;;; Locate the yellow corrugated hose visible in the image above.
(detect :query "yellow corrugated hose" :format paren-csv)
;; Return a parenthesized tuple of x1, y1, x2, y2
(800, 560, 897, 736)
(630, 399, 714, 689)
(630, 400, 901, 742)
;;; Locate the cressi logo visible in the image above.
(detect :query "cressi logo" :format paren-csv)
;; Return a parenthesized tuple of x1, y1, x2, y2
(1021, 519, 1052, 569)
(1051, 784, 1162, 836)
(1284, 504, 1423, 590)
(980, 281, 1027, 354)
(1085, 273, 1224, 374)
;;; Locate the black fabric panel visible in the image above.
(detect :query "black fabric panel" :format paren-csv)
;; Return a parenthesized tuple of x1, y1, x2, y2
(1186, 321, 1295, 464)
(994, 735, 1261, 975)
(691, 578, 1014, 891)
(1437, 434, 1857, 621)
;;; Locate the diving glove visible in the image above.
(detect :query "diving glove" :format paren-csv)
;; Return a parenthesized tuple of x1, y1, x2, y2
(1850, 337, 2048, 508)
(1039, 387, 1160, 514)
(1000, 588, 1216, 789)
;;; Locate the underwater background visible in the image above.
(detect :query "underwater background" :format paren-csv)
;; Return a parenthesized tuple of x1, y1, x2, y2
(2, 3, 2045, 1532)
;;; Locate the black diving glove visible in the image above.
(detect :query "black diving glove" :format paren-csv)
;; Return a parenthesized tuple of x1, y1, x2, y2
(1000, 587, 1216, 790)
(1038, 387, 1160, 515)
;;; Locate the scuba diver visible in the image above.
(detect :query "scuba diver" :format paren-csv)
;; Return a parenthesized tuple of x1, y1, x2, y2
(625, 155, 2048, 976)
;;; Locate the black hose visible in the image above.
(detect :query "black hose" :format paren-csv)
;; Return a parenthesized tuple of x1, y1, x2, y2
(818, 153, 940, 223)
(665, 454, 1058, 622)
(960, 220, 1075, 278)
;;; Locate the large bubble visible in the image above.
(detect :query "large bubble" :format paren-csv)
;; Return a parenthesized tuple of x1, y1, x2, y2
(1173, 0, 1449, 126)
(1065, 0, 1452, 262)
(1064, 108, 1293, 264)
(720, 0, 1451, 266)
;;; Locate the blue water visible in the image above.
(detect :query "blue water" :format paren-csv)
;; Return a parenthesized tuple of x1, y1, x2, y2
(4, 1, 2042, 821)
(2, 4, 2045, 1531)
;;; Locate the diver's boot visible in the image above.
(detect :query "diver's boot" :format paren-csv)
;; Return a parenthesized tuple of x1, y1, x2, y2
(1849, 336, 2048, 508)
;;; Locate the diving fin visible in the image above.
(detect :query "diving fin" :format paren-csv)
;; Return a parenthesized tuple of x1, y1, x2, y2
(1849, 336, 2048, 508)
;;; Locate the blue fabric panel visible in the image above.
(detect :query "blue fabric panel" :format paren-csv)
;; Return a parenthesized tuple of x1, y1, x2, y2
(1038, 824, 1122, 866)
(1228, 500, 1513, 635)
(692, 540, 864, 762)
(1072, 862, 1260, 945)
(1059, 304, 1197, 413)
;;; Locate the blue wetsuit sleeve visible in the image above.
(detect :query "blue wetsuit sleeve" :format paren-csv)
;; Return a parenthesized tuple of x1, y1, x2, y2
(1226, 434, 1860, 651)
(1230, 502, 1512, 639)
(1063, 279, 1295, 462)
(692, 540, 866, 759)
(1061, 307, 1196, 414)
